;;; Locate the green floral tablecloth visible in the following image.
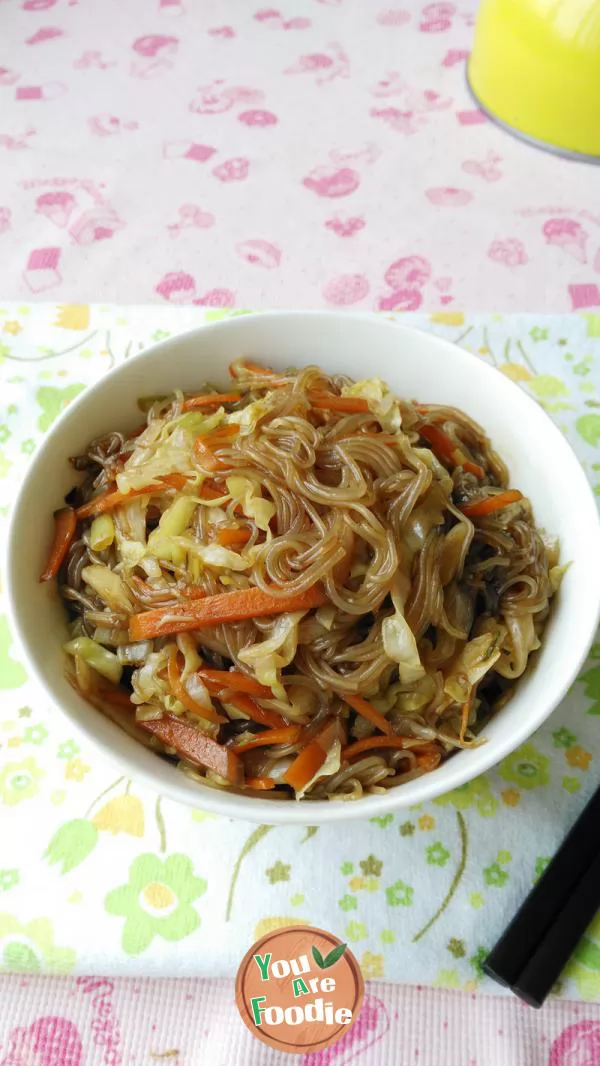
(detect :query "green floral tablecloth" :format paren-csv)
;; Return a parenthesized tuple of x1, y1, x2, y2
(0, 306, 599, 996)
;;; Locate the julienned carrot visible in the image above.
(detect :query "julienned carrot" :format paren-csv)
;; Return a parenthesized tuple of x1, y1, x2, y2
(216, 527, 252, 548)
(419, 423, 485, 480)
(167, 651, 224, 726)
(283, 739, 327, 793)
(416, 750, 442, 772)
(181, 392, 241, 412)
(232, 725, 302, 753)
(308, 391, 370, 414)
(76, 474, 190, 519)
(199, 481, 229, 501)
(342, 693, 393, 737)
(97, 683, 135, 710)
(245, 776, 277, 790)
(341, 736, 431, 760)
(139, 714, 244, 785)
(213, 689, 285, 730)
(460, 490, 524, 518)
(129, 584, 326, 640)
(40, 507, 77, 581)
(193, 425, 239, 472)
(197, 669, 273, 699)
(179, 585, 207, 600)
(282, 719, 340, 793)
(229, 358, 277, 379)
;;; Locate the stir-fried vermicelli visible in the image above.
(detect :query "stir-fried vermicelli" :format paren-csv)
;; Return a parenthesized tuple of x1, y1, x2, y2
(41, 359, 564, 801)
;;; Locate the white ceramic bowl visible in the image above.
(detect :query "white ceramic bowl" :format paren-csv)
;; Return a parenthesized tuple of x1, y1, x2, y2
(6, 312, 600, 824)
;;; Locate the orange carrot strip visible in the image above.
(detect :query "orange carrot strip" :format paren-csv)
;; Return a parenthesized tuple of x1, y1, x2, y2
(76, 474, 189, 519)
(460, 490, 524, 518)
(308, 391, 370, 413)
(197, 669, 273, 699)
(199, 481, 229, 501)
(193, 426, 238, 472)
(229, 358, 278, 379)
(129, 584, 326, 641)
(342, 693, 393, 737)
(98, 683, 135, 710)
(245, 776, 277, 790)
(232, 725, 302, 753)
(342, 736, 431, 760)
(193, 439, 223, 472)
(463, 461, 486, 478)
(216, 527, 252, 548)
(416, 750, 442, 772)
(419, 423, 485, 480)
(181, 392, 241, 412)
(281, 719, 341, 793)
(139, 714, 243, 785)
(282, 739, 327, 792)
(40, 507, 77, 581)
(168, 651, 224, 726)
(212, 689, 285, 730)
(419, 423, 457, 464)
(179, 585, 207, 600)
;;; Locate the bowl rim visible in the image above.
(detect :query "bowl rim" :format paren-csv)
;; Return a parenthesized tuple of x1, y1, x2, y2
(6, 310, 600, 825)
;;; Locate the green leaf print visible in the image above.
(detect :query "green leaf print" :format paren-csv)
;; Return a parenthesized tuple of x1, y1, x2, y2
(44, 819, 98, 874)
(576, 414, 600, 447)
(0, 616, 27, 689)
(36, 384, 85, 431)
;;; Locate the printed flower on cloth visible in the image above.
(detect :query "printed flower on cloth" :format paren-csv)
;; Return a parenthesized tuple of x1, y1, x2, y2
(105, 853, 207, 956)
(499, 743, 550, 790)
(0, 916, 75, 974)
(0, 758, 44, 806)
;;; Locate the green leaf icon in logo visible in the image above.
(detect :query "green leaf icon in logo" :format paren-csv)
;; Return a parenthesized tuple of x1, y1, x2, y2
(312, 945, 326, 969)
(312, 942, 348, 969)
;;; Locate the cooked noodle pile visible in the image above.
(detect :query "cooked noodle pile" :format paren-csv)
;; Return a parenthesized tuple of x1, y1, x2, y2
(43, 358, 564, 801)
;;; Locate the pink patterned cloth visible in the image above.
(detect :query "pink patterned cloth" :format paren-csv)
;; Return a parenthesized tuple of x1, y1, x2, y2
(1, 0, 600, 310)
(2, 976, 600, 1065)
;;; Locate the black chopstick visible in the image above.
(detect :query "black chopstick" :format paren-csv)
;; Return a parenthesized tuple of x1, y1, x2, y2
(512, 847, 600, 1007)
(483, 782, 600, 1003)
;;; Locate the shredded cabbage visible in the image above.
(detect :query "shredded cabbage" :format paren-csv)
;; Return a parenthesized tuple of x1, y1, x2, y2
(315, 604, 336, 631)
(184, 541, 251, 571)
(228, 396, 274, 435)
(382, 612, 425, 683)
(64, 636, 122, 684)
(550, 562, 571, 593)
(131, 648, 170, 705)
(89, 514, 115, 551)
(238, 611, 306, 699)
(226, 476, 275, 533)
(81, 565, 133, 613)
(116, 423, 202, 492)
(444, 630, 504, 702)
(341, 378, 402, 432)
